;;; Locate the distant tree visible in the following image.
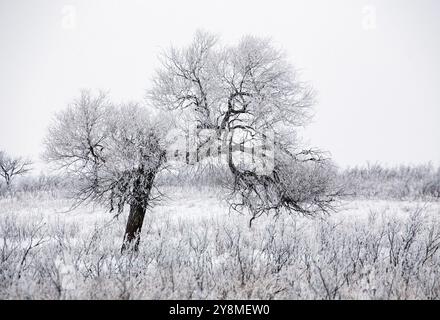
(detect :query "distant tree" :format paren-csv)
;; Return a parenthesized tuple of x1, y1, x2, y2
(44, 90, 168, 251)
(0, 150, 32, 188)
(149, 31, 340, 224)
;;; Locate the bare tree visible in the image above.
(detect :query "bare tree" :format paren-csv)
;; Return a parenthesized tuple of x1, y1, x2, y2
(149, 31, 341, 224)
(0, 150, 32, 188)
(44, 90, 167, 251)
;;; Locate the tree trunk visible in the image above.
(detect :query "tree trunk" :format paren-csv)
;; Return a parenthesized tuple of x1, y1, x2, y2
(121, 201, 146, 252)
(5, 174, 11, 189)
(121, 170, 156, 252)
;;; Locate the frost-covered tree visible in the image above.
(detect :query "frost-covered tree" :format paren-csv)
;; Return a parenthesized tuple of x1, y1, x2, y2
(149, 31, 340, 224)
(44, 90, 167, 250)
(0, 150, 32, 188)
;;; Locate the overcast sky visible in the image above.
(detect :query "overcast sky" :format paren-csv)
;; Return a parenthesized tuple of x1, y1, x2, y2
(0, 0, 439, 170)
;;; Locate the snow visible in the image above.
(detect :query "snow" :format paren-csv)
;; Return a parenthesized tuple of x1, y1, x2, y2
(1, 188, 440, 299)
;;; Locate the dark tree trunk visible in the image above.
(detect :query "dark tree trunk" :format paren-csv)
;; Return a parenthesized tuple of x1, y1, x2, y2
(121, 170, 156, 252)
(5, 174, 11, 189)
(121, 200, 146, 252)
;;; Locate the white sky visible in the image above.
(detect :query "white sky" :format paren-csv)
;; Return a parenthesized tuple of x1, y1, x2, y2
(0, 0, 439, 170)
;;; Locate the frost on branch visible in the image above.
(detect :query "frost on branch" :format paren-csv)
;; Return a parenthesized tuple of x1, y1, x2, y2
(44, 90, 167, 250)
(149, 31, 341, 223)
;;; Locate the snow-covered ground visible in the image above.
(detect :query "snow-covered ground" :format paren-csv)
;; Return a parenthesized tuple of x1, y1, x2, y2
(1, 188, 440, 299)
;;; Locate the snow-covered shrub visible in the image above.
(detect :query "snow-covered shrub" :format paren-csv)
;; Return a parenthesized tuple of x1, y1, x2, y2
(1, 194, 440, 300)
(339, 163, 440, 200)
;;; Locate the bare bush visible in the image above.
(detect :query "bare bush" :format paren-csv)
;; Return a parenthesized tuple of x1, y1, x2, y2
(339, 163, 440, 200)
(0, 150, 32, 190)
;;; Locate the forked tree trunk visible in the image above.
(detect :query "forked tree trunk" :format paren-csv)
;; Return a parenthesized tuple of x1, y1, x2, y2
(121, 170, 156, 252)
